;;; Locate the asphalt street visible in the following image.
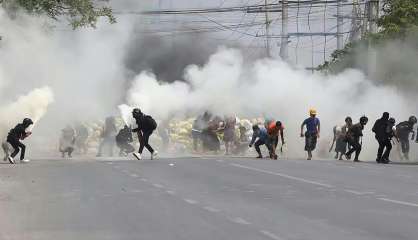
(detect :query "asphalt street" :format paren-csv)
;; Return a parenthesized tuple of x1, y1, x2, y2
(1, 156, 418, 240)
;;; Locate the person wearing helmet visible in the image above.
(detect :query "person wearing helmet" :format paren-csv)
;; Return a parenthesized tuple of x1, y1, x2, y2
(249, 125, 271, 158)
(345, 116, 368, 162)
(301, 109, 320, 160)
(267, 121, 285, 160)
(372, 112, 392, 163)
(332, 117, 352, 160)
(132, 108, 158, 160)
(395, 116, 417, 160)
(6, 118, 33, 164)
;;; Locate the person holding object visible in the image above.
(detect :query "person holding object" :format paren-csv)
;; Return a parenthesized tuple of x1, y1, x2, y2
(6, 118, 33, 164)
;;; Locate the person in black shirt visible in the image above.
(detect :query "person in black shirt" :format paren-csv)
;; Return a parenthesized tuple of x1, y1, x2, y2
(6, 118, 33, 164)
(345, 116, 368, 162)
(116, 125, 135, 156)
(132, 108, 158, 160)
(372, 112, 392, 163)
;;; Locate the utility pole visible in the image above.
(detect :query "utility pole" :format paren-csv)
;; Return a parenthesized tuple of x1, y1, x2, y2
(279, 0, 288, 60)
(349, 0, 362, 42)
(361, 1, 369, 39)
(368, 0, 379, 34)
(367, 0, 379, 79)
(264, 0, 271, 57)
(337, 0, 343, 50)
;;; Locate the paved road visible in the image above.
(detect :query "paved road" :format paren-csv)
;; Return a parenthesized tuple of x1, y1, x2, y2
(1, 156, 418, 240)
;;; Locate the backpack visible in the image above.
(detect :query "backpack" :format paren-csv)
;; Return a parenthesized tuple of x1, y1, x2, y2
(144, 115, 157, 130)
(396, 121, 410, 134)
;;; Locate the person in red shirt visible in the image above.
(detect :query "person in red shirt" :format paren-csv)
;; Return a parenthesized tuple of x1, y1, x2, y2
(267, 121, 285, 159)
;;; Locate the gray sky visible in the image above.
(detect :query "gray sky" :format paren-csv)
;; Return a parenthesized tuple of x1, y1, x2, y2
(109, 0, 362, 68)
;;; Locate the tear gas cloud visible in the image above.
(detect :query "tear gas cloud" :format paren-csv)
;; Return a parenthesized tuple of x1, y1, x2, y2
(123, 34, 221, 83)
(0, 8, 133, 152)
(0, 87, 54, 138)
(122, 47, 416, 159)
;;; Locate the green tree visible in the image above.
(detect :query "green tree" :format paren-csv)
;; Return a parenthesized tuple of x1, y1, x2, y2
(318, 0, 418, 74)
(378, 0, 418, 39)
(1, 0, 116, 28)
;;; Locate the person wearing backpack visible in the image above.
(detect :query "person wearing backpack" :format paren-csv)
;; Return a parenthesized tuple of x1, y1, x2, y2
(396, 116, 417, 160)
(132, 108, 158, 160)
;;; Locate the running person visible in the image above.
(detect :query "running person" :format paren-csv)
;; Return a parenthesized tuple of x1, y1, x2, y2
(301, 109, 320, 160)
(132, 108, 158, 160)
(345, 116, 368, 162)
(395, 116, 417, 160)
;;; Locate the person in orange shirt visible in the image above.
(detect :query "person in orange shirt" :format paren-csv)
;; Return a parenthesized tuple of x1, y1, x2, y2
(267, 121, 285, 159)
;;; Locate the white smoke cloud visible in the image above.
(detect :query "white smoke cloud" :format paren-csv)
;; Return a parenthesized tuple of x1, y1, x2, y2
(0, 8, 136, 154)
(122, 47, 415, 159)
(0, 86, 54, 138)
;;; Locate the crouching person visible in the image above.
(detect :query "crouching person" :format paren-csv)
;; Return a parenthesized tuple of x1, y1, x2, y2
(59, 125, 75, 158)
(5, 118, 33, 164)
(249, 125, 272, 158)
(116, 125, 135, 156)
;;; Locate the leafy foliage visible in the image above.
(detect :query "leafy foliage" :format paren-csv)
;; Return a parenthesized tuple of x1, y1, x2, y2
(1, 0, 116, 28)
(318, 0, 418, 74)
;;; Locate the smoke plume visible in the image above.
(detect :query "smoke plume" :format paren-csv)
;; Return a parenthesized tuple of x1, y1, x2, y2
(0, 87, 54, 138)
(122, 47, 416, 159)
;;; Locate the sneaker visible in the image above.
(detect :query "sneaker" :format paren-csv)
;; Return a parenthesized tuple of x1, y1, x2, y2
(381, 158, 390, 164)
(133, 152, 142, 160)
(345, 153, 351, 160)
(8, 156, 15, 164)
(256, 155, 263, 159)
(20, 159, 30, 163)
(151, 151, 158, 160)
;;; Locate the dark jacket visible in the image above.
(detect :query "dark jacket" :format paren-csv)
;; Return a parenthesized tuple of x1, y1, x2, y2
(347, 123, 364, 140)
(116, 127, 133, 144)
(372, 118, 388, 140)
(396, 121, 413, 139)
(133, 114, 157, 133)
(8, 124, 27, 140)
